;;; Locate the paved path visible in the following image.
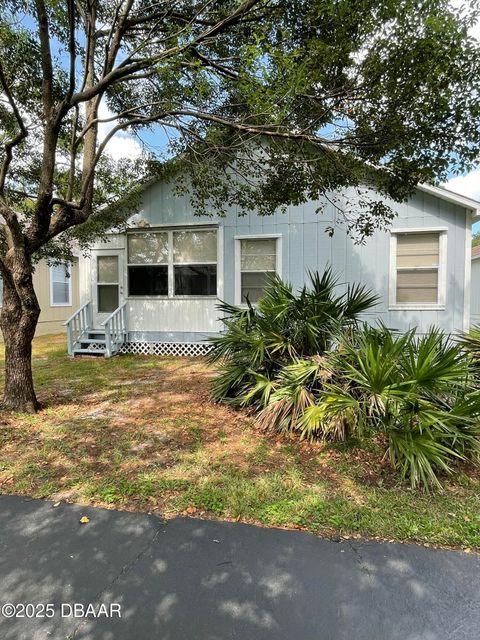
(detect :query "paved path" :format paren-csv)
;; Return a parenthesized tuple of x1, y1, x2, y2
(0, 495, 478, 639)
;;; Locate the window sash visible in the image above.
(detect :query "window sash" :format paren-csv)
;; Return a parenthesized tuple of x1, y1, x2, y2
(173, 230, 217, 264)
(127, 232, 168, 265)
(97, 256, 119, 284)
(50, 263, 72, 306)
(391, 231, 445, 307)
(237, 237, 278, 304)
(97, 284, 119, 313)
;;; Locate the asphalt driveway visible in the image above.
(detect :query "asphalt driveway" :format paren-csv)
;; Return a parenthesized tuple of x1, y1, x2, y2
(0, 495, 478, 640)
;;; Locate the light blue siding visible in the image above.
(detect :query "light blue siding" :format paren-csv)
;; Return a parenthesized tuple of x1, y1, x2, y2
(108, 181, 470, 339)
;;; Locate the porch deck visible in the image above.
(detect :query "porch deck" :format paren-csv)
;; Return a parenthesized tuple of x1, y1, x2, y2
(64, 301, 212, 357)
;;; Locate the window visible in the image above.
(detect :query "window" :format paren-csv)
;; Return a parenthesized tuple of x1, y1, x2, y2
(390, 231, 446, 307)
(127, 228, 217, 297)
(127, 232, 168, 296)
(238, 237, 279, 303)
(50, 263, 72, 307)
(173, 230, 217, 296)
(97, 255, 119, 313)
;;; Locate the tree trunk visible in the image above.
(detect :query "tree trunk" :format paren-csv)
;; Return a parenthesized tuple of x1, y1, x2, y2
(0, 258, 40, 413)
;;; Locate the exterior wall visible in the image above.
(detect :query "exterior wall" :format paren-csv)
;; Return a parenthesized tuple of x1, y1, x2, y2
(33, 259, 80, 336)
(85, 181, 471, 341)
(471, 258, 480, 325)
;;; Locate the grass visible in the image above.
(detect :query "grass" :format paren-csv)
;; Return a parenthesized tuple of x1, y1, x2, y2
(0, 334, 479, 551)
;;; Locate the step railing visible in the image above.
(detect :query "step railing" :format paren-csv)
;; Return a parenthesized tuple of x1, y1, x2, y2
(101, 301, 128, 358)
(64, 301, 92, 355)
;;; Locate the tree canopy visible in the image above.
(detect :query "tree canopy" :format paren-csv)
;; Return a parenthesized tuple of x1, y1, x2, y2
(1, 0, 480, 254)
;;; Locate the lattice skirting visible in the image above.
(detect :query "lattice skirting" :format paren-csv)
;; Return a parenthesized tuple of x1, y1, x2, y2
(118, 341, 213, 357)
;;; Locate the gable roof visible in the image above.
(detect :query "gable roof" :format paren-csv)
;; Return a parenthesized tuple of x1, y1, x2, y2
(418, 183, 480, 220)
(472, 245, 480, 261)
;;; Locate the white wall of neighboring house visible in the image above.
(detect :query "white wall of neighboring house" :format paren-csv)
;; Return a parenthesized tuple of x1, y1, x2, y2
(471, 247, 480, 326)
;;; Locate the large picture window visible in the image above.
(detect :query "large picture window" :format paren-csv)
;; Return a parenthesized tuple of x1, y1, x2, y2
(237, 237, 279, 303)
(390, 230, 446, 307)
(50, 262, 72, 307)
(127, 228, 217, 297)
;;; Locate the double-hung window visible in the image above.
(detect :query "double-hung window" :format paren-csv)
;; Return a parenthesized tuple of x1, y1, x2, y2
(236, 237, 280, 304)
(127, 228, 217, 297)
(390, 230, 446, 307)
(50, 263, 72, 307)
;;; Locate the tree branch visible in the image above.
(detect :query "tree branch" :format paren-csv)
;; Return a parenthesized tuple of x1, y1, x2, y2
(0, 62, 28, 198)
(34, 0, 54, 116)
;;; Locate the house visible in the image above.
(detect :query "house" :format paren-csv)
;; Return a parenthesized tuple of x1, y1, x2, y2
(66, 179, 480, 357)
(470, 245, 480, 326)
(0, 258, 80, 337)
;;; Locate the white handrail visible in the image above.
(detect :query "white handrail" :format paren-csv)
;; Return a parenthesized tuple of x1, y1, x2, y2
(100, 301, 127, 328)
(101, 301, 127, 357)
(63, 301, 92, 355)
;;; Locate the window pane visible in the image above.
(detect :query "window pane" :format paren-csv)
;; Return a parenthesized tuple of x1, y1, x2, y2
(397, 269, 438, 303)
(174, 265, 217, 295)
(53, 282, 69, 305)
(128, 232, 168, 264)
(396, 233, 439, 268)
(128, 265, 168, 296)
(241, 239, 276, 271)
(98, 284, 119, 313)
(173, 230, 217, 263)
(51, 263, 68, 283)
(241, 271, 272, 303)
(98, 256, 118, 283)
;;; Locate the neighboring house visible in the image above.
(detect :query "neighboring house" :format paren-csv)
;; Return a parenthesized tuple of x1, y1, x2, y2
(66, 179, 480, 357)
(471, 245, 480, 326)
(0, 258, 80, 337)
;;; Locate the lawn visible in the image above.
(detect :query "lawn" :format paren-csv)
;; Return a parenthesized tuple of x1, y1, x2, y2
(0, 334, 479, 551)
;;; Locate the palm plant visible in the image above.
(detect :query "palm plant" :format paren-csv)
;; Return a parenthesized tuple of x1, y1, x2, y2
(252, 323, 480, 489)
(318, 326, 480, 489)
(457, 324, 480, 377)
(208, 268, 378, 403)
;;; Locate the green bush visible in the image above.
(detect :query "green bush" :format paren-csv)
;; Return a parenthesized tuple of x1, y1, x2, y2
(207, 268, 378, 403)
(457, 324, 480, 376)
(324, 326, 480, 489)
(209, 272, 480, 490)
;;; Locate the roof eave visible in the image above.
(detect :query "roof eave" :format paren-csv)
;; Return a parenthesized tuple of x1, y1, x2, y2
(418, 183, 480, 221)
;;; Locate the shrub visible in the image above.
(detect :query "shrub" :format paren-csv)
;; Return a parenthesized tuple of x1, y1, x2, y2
(209, 273, 480, 490)
(324, 326, 480, 489)
(457, 324, 480, 376)
(258, 324, 480, 489)
(207, 268, 378, 403)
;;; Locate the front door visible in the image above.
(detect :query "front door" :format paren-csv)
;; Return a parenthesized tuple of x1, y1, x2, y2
(93, 251, 124, 327)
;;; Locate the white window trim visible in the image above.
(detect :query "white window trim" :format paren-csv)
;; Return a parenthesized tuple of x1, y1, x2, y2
(49, 262, 72, 307)
(389, 228, 447, 310)
(126, 226, 220, 299)
(234, 234, 282, 305)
